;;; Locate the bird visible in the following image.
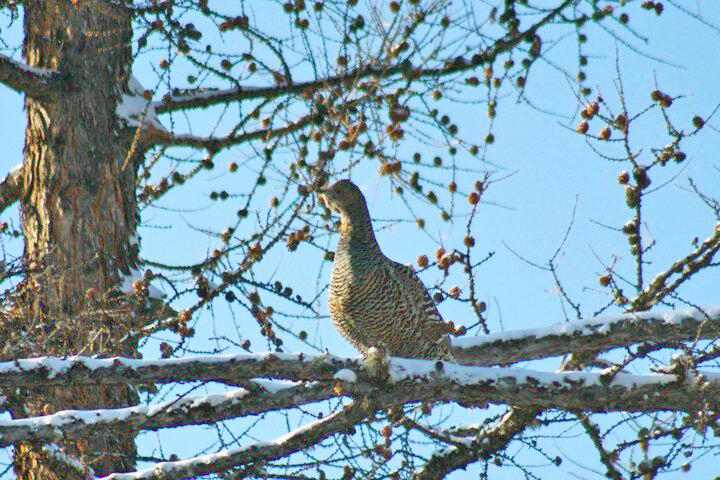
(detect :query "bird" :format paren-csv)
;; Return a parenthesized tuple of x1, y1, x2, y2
(319, 179, 455, 362)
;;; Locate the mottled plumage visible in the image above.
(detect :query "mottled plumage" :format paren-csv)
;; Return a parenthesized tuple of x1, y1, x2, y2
(320, 179, 455, 362)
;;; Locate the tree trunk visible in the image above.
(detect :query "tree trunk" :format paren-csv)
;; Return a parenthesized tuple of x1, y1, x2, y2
(10, 1, 141, 477)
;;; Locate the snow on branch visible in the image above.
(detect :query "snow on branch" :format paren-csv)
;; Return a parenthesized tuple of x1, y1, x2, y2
(81, 361, 720, 479)
(101, 402, 370, 480)
(1, 358, 718, 450)
(42, 443, 93, 478)
(0, 352, 358, 388)
(385, 359, 720, 413)
(116, 76, 166, 133)
(632, 228, 720, 308)
(453, 306, 720, 366)
(0, 381, 334, 448)
(0, 54, 61, 99)
(0, 306, 717, 388)
(0, 163, 23, 213)
(0, 355, 716, 475)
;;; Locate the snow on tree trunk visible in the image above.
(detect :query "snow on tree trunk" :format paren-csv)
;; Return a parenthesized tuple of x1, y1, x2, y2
(12, 1, 142, 477)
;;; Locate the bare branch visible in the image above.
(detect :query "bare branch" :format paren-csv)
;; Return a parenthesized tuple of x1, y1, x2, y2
(146, 113, 312, 149)
(153, 0, 573, 115)
(575, 412, 624, 480)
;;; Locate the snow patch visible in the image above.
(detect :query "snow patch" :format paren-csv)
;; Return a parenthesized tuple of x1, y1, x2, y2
(333, 368, 357, 383)
(1, 162, 23, 183)
(1, 54, 55, 77)
(119, 268, 165, 299)
(250, 378, 301, 393)
(43, 443, 92, 476)
(0, 388, 253, 432)
(116, 75, 166, 132)
(129, 230, 140, 248)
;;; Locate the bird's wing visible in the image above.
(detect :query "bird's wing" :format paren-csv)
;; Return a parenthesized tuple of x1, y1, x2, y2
(387, 261, 449, 339)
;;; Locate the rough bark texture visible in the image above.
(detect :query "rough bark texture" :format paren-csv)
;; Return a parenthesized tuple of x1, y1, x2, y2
(10, 1, 142, 477)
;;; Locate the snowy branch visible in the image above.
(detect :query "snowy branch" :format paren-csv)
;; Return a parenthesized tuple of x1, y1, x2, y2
(385, 360, 720, 413)
(2, 358, 719, 450)
(453, 306, 720, 366)
(0, 352, 357, 388)
(0, 381, 334, 447)
(102, 402, 371, 480)
(58, 362, 720, 479)
(415, 407, 542, 480)
(0, 54, 61, 99)
(631, 228, 720, 309)
(0, 163, 23, 213)
(116, 76, 167, 134)
(0, 307, 717, 389)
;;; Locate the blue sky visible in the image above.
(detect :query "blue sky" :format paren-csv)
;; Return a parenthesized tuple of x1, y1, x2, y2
(1, 1, 719, 478)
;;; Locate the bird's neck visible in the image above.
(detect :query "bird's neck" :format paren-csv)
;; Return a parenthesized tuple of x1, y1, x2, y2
(338, 209, 380, 250)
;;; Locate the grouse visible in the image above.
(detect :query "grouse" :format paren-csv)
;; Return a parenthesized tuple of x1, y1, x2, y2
(320, 179, 455, 362)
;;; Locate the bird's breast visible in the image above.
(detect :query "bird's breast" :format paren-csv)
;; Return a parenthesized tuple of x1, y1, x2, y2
(329, 247, 378, 307)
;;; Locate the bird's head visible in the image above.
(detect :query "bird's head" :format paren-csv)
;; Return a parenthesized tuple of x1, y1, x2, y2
(319, 179, 374, 239)
(319, 179, 367, 218)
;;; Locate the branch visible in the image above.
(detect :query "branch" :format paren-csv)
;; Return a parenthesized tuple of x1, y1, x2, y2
(575, 412, 624, 480)
(0, 54, 62, 99)
(72, 360, 720, 479)
(146, 112, 312, 149)
(153, 0, 572, 115)
(0, 381, 334, 448)
(0, 352, 357, 387)
(453, 306, 720, 366)
(102, 401, 372, 480)
(414, 407, 542, 480)
(130, 0, 174, 13)
(1, 355, 718, 472)
(20, 361, 720, 413)
(154, 71, 385, 114)
(0, 307, 717, 388)
(384, 360, 720, 413)
(0, 164, 23, 214)
(631, 228, 720, 309)
(423, 305, 720, 477)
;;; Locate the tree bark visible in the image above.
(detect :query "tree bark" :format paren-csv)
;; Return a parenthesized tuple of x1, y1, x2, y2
(10, 1, 141, 477)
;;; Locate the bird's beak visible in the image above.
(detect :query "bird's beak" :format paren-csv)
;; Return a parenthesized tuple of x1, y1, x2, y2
(317, 187, 332, 209)
(319, 191, 342, 215)
(318, 184, 338, 209)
